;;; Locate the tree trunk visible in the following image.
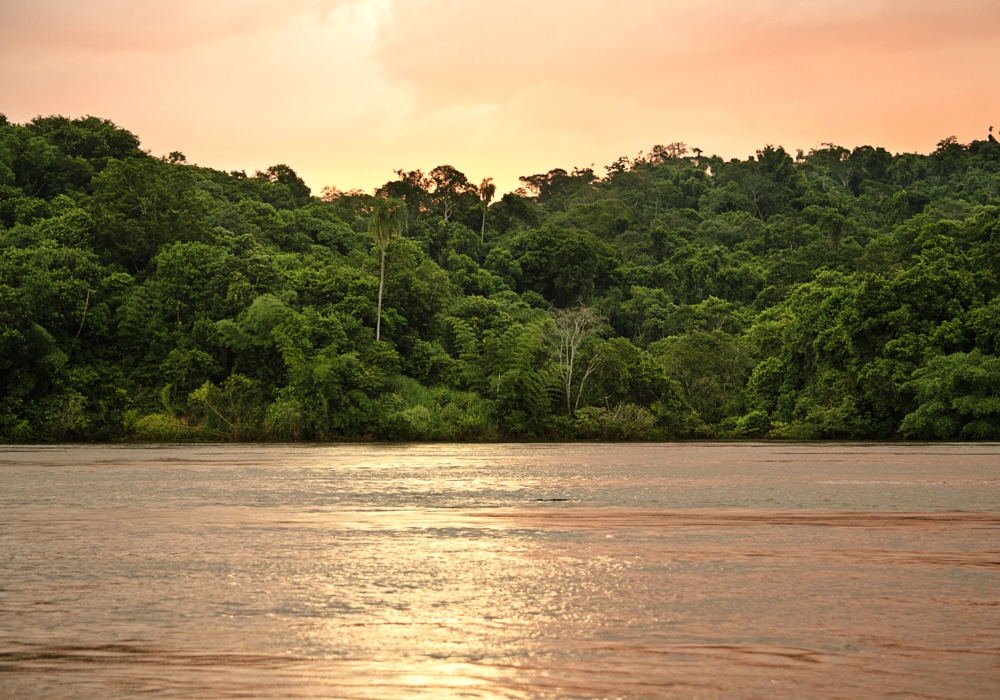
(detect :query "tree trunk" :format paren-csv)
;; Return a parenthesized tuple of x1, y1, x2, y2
(574, 353, 600, 412)
(481, 203, 487, 243)
(376, 245, 386, 341)
(565, 343, 574, 416)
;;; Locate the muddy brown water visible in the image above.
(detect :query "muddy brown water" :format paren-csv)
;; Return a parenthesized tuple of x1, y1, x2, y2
(1, 443, 998, 698)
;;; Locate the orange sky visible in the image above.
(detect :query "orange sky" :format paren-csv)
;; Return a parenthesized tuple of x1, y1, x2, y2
(3, 0, 999, 194)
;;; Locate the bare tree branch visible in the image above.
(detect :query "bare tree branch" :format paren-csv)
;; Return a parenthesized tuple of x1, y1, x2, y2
(547, 304, 602, 416)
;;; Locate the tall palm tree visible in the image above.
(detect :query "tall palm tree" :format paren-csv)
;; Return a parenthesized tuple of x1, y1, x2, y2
(479, 177, 496, 243)
(369, 197, 406, 341)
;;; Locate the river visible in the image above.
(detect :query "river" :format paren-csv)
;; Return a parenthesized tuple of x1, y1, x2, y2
(1, 443, 998, 698)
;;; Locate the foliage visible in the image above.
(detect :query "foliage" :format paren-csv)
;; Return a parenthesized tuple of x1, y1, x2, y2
(575, 403, 657, 440)
(2, 113, 1000, 441)
(899, 351, 1000, 439)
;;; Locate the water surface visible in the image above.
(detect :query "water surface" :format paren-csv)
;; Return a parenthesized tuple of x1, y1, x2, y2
(1, 443, 998, 698)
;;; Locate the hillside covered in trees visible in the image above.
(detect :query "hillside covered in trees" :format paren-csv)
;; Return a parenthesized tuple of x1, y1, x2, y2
(2, 114, 999, 441)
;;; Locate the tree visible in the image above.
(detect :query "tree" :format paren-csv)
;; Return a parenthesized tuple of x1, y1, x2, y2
(649, 330, 750, 425)
(507, 225, 618, 306)
(900, 350, 1000, 439)
(548, 305, 602, 415)
(88, 156, 209, 271)
(368, 197, 406, 341)
(253, 164, 312, 208)
(649, 142, 688, 164)
(428, 165, 475, 222)
(479, 177, 496, 243)
(378, 169, 431, 232)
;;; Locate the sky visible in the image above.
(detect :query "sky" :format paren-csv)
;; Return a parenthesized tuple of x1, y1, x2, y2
(2, 0, 999, 194)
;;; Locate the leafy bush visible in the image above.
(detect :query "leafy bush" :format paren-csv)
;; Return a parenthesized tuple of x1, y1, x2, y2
(575, 404, 657, 440)
(130, 413, 190, 442)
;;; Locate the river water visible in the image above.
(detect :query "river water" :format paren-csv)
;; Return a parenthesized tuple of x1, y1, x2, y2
(1, 443, 998, 699)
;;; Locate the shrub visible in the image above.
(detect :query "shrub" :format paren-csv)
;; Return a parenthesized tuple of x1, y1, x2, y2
(575, 403, 657, 440)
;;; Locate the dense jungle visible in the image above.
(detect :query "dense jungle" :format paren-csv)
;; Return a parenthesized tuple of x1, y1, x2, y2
(2, 114, 999, 441)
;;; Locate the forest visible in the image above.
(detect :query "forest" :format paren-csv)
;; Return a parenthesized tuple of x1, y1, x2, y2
(1, 114, 999, 442)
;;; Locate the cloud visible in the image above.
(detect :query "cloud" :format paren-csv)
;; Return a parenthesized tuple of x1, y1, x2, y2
(366, 0, 1000, 176)
(0, 1, 403, 188)
(0, 0, 355, 53)
(372, 0, 1000, 107)
(1, 0, 998, 194)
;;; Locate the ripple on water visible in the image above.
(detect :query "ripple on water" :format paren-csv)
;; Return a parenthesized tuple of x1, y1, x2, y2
(1, 442, 998, 699)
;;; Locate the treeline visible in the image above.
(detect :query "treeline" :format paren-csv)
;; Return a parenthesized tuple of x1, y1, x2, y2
(1, 114, 999, 441)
